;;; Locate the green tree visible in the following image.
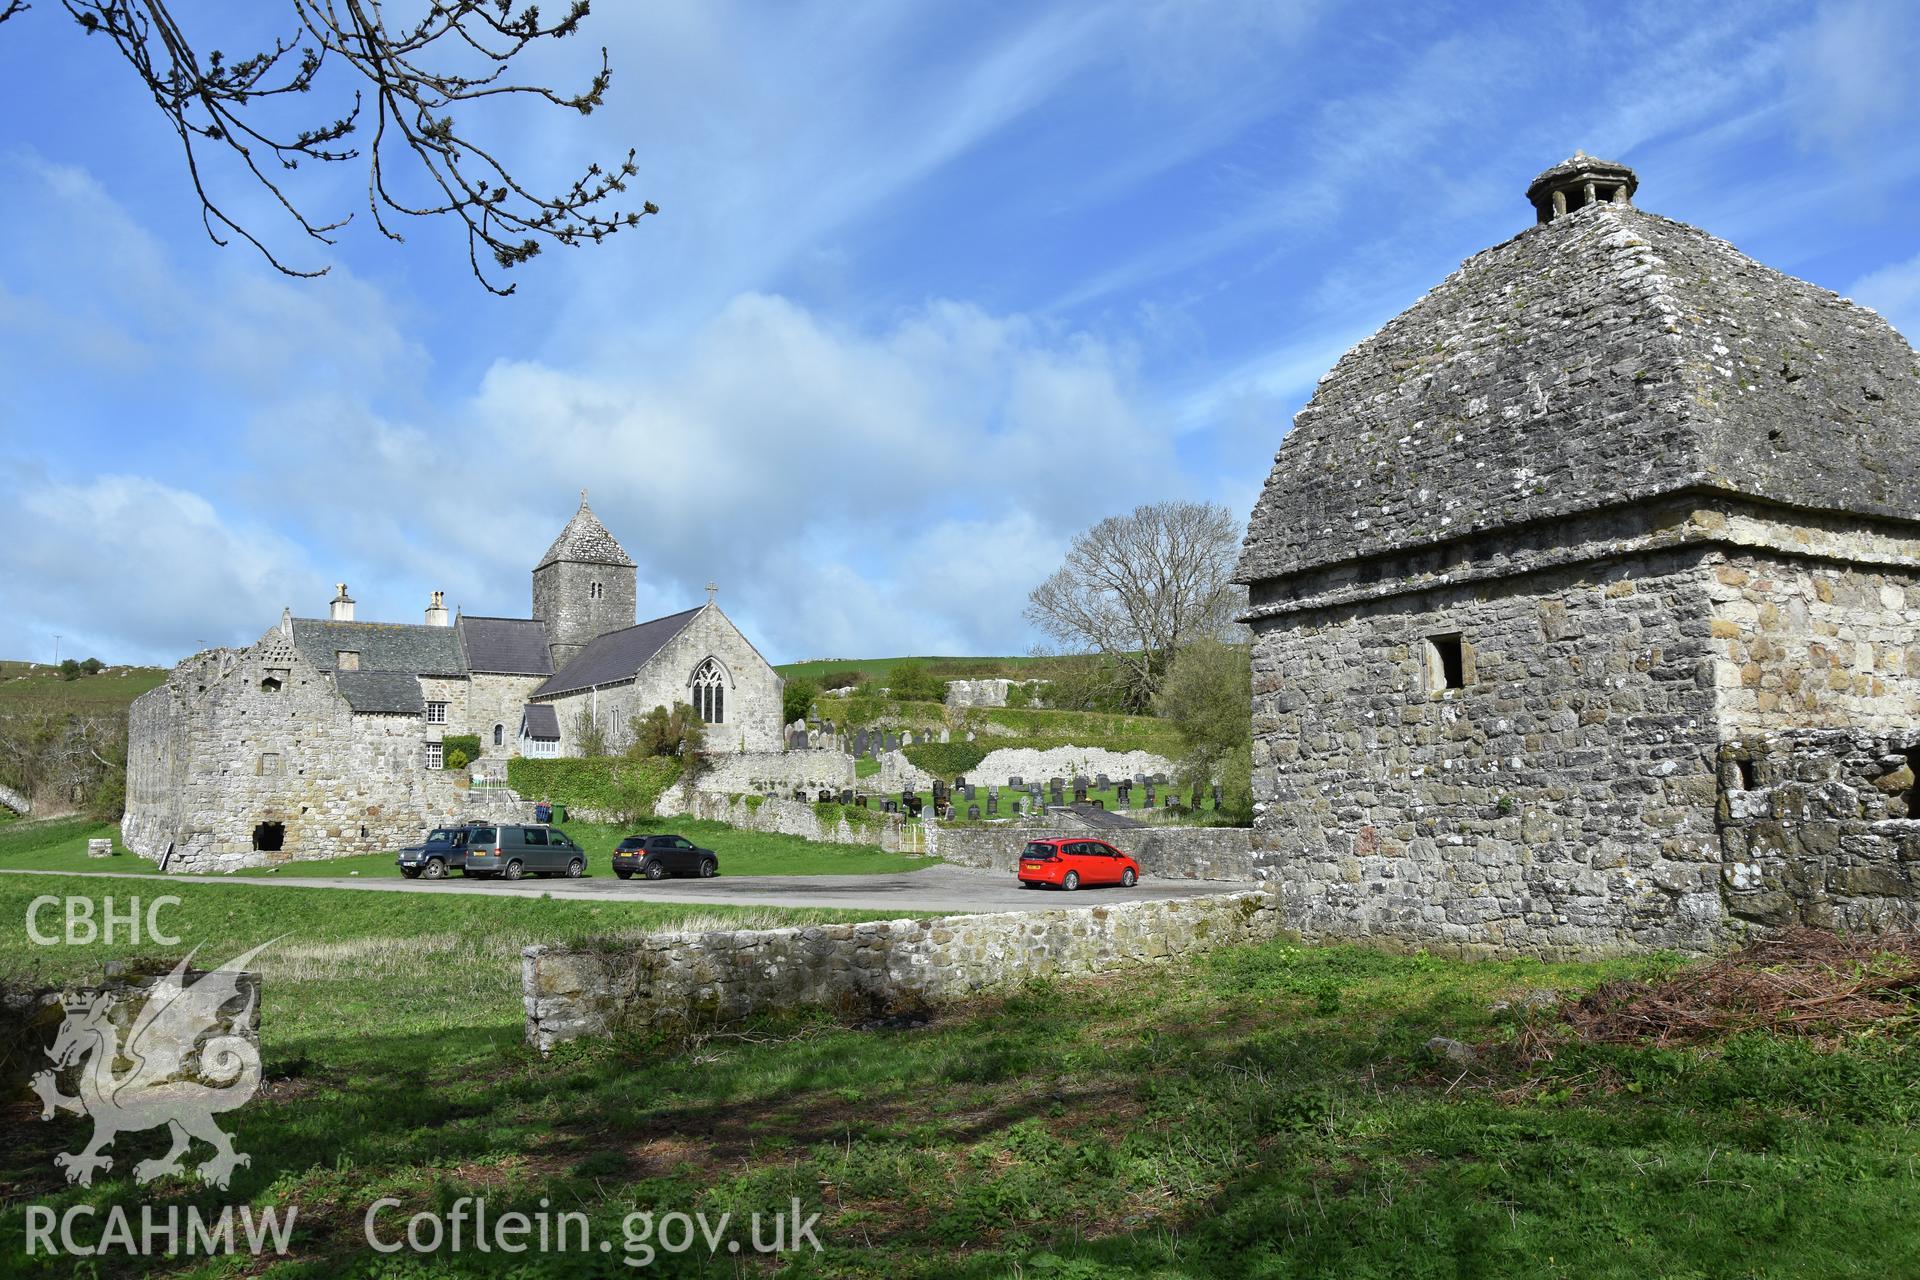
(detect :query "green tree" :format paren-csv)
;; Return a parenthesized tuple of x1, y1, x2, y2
(79, 657, 104, 675)
(1154, 637, 1254, 824)
(572, 706, 609, 758)
(886, 661, 946, 703)
(0, 1, 656, 293)
(57, 659, 81, 682)
(782, 677, 819, 726)
(627, 703, 706, 777)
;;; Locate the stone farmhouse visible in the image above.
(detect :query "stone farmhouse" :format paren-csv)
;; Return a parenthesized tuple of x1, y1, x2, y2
(1237, 154, 1920, 955)
(124, 494, 782, 871)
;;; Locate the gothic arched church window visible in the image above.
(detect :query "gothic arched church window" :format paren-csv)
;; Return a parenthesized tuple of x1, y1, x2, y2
(693, 658, 725, 724)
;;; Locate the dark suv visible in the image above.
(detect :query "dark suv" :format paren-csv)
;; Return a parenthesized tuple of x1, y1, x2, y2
(396, 825, 475, 879)
(612, 834, 719, 880)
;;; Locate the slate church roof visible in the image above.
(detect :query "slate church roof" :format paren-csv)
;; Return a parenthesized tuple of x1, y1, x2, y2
(1235, 154, 1920, 587)
(458, 616, 554, 676)
(533, 606, 705, 699)
(290, 619, 467, 677)
(535, 492, 636, 570)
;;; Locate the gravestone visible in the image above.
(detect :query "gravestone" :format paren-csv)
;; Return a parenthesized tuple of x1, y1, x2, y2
(819, 789, 834, 804)
(967, 805, 981, 820)
(1116, 791, 1129, 810)
(1211, 784, 1222, 808)
(855, 795, 869, 808)
(1152, 773, 1168, 786)
(853, 729, 868, 757)
(87, 838, 112, 859)
(1073, 781, 1088, 803)
(1134, 773, 1147, 786)
(1090, 799, 1104, 810)
(839, 788, 854, 805)
(1096, 774, 1111, 791)
(954, 776, 968, 790)
(883, 799, 898, 813)
(1012, 800, 1023, 816)
(986, 797, 998, 816)
(939, 728, 950, 743)
(906, 795, 923, 817)
(963, 784, 976, 801)
(1117, 781, 1132, 801)
(901, 730, 914, 746)
(1009, 775, 1023, 788)
(790, 730, 809, 750)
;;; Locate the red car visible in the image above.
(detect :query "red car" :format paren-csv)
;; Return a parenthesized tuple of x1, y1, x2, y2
(1017, 838, 1141, 891)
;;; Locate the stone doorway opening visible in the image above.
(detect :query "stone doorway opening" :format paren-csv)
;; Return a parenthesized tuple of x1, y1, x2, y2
(252, 821, 286, 853)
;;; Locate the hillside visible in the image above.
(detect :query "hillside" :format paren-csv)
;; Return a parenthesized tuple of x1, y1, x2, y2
(775, 654, 1065, 683)
(0, 660, 166, 712)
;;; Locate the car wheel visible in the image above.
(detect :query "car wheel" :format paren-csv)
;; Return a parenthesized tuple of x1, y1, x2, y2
(567, 858, 585, 878)
(1062, 870, 1080, 891)
(645, 863, 666, 881)
(504, 859, 524, 881)
(1121, 868, 1137, 888)
(424, 858, 447, 880)
(615, 868, 633, 880)
(699, 859, 717, 878)
(401, 868, 421, 880)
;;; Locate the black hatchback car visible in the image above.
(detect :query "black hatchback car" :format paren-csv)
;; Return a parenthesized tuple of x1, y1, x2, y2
(396, 825, 475, 879)
(612, 834, 719, 880)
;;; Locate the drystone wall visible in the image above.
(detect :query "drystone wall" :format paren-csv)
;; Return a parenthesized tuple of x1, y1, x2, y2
(1718, 729, 1920, 930)
(654, 790, 924, 854)
(524, 890, 1284, 1049)
(930, 823, 1255, 881)
(695, 750, 855, 795)
(944, 679, 1046, 709)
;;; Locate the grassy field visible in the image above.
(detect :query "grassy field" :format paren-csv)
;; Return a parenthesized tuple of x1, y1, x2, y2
(6, 882, 1919, 1277)
(0, 816, 933, 880)
(0, 660, 167, 711)
(776, 655, 1061, 685)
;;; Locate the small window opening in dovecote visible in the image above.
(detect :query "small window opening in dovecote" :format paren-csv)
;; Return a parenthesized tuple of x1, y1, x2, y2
(260, 675, 283, 693)
(258, 752, 282, 776)
(590, 580, 604, 600)
(1734, 758, 1757, 791)
(1426, 634, 1467, 693)
(337, 651, 360, 671)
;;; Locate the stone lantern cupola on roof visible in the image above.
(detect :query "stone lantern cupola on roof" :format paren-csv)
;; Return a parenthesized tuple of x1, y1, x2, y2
(1525, 151, 1636, 223)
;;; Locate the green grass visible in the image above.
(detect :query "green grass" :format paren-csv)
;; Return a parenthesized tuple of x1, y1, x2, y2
(7, 897, 1918, 1277)
(776, 655, 1061, 685)
(0, 659, 167, 711)
(0, 816, 934, 880)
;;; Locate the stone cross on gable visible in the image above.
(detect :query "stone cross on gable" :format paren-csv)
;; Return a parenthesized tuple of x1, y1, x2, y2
(706, 581, 718, 604)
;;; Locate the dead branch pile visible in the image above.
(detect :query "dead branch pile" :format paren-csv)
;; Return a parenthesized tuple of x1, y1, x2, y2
(1566, 928, 1920, 1047)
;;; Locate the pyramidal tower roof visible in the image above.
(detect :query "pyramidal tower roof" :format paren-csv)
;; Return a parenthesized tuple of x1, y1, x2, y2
(1235, 155, 1920, 586)
(535, 491, 636, 571)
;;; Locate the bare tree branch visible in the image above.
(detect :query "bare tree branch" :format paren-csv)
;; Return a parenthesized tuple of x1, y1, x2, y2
(1025, 501, 1246, 711)
(19, 0, 655, 292)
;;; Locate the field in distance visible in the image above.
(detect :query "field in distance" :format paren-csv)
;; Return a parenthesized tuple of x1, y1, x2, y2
(775, 654, 1064, 684)
(0, 660, 167, 711)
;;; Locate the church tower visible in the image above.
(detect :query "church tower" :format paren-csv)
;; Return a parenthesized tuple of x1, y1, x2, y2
(532, 491, 638, 669)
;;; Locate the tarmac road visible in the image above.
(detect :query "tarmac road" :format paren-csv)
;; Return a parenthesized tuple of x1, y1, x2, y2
(0, 863, 1256, 915)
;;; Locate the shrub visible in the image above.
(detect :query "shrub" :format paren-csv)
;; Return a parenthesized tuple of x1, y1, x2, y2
(901, 741, 994, 778)
(627, 703, 706, 777)
(783, 678, 819, 725)
(886, 661, 947, 703)
(507, 756, 682, 822)
(57, 659, 81, 682)
(444, 748, 471, 771)
(441, 734, 481, 764)
(822, 670, 867, 691)
(79, 657, 104, 676)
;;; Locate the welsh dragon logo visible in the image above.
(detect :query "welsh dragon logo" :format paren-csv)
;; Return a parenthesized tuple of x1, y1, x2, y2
(31, 942, 273, 1190)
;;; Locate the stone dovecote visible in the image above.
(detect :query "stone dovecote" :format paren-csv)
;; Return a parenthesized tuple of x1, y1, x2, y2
(1235, 156, 1920, 955)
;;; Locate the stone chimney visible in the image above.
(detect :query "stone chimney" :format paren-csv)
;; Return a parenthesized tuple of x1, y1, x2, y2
(424, 590, 450, 627)
(329, 583, 355, 622)
(1526, 151, 1636, 224)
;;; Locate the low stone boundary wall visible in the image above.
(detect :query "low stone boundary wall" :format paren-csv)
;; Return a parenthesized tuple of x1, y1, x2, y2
(523, 890, 1283, 1049)
(930, 823, 1256, 881)
(655, 789, 926, 854)
(696, 750, 855, 795)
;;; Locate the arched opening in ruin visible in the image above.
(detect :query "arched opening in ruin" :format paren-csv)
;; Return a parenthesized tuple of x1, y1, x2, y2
(252, 821, 285, 853)
(260, 676, 282, 693)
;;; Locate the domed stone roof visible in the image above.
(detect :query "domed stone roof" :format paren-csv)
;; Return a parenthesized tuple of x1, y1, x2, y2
(1235, 160, 1920, 586)
(535, 491, 636, 571)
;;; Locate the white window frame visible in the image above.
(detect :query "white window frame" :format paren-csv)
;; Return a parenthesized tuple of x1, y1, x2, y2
(426, 701, 449, 725)
(425, 742, 444, 769)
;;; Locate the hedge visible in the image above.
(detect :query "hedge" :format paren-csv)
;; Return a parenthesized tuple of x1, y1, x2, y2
(440, 735, 481, 769)
(506, 756, 682, 818)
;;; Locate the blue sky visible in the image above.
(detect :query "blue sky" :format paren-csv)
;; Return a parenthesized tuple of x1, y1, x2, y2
(2, 0, 1917, 668)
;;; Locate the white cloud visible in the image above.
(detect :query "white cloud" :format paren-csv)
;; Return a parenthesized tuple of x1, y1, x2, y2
(1848, 251, 1920, 343)
(0, 471, 319, 665)
(1787, 0, 1920, 156)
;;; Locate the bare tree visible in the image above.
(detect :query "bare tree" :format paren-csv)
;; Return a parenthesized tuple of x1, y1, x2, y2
(1025, 500, 1245, 710)
(0, 1, 656, 293)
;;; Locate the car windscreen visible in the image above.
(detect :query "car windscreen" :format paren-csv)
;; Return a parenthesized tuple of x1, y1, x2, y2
(469, 827, 496, 845)
(427, 829, 460, 843)
(1022, 843, 1057, 859)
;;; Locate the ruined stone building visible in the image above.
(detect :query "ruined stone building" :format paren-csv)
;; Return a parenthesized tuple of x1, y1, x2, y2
(1236, 155, 1920, 954)
(124, 494, 782, 870)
